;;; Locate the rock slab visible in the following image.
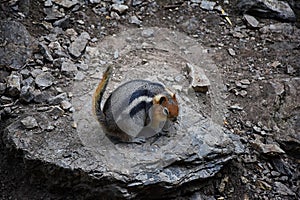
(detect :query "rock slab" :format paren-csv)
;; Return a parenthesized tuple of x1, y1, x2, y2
(3, 28, 240, 199)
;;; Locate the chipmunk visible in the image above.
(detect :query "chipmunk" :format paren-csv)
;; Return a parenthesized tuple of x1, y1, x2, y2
(92, 66, 179, 143)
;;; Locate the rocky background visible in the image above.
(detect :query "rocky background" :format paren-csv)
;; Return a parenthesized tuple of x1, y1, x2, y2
(0, 0, 299, 199)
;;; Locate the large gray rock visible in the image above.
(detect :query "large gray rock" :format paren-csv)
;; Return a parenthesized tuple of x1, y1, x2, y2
(238, 0, 296, 22)
(2, 28, 241, 199)
(0, 21, 34, 70)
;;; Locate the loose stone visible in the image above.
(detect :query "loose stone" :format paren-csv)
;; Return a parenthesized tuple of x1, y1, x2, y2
(200, 0, 216, 11)
(228, 48, 236, 56)
(35, 72, 55, 88)
(141, 28, 154, 38)
(111, 4, 128, 14)
(68, 32, 90, 58)
(243, 14, 259, 28)
(21, 116, 39, 129)
(7, 72, 21, 97)
(48, 92, 68, 105)
(129, 15, 142, 25)
(61, 100, 72, 110)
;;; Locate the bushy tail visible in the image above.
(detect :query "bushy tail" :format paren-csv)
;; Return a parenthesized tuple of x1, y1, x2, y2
(92, 66, 113, 120)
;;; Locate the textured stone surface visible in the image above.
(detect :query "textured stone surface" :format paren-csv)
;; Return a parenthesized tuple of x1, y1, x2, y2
(0, 21, 34, 70)
(3, 28, 239, 198)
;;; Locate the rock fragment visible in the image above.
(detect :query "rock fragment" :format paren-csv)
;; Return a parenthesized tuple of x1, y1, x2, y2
(68, 32, 90, 58)
(111, 4, 128, 14)
(30, 69, 43, 78)
(200, 0, 216, 11)
(0, 83, 6, 95)
(61, 60, 77, 75)
(7, 72, 21, 96)
(251, 136, 285, 156)
(185, 63, 210, 93)
(74, 71, 85, 81)
(44, 6, 65, 21)
(229, 104, 243, 111)
(227, 48, 236, 56)
(48, 92, 68, 105)
(243, 14, 259, 28)
(39, 43, 53, 62)
(240, 79, 251, 85)
(52, 0, 79, 8)
(20, 86, 35, 102)
(33, 90, 51, 103)
(21, 116, 39, 129)
(270, 61, 281, 68)
(270, 81, 284, 96)
(35, 72, 55, 88)
(129, 16, 142, 25)
(61, 100, 72, 110)
(180, 18, 199, 34)
(141, 28, 154, 38)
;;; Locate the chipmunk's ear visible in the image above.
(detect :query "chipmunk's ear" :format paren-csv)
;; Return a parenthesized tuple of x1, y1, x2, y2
(153, 94, 167, 105)
(172, 93, 176, 99)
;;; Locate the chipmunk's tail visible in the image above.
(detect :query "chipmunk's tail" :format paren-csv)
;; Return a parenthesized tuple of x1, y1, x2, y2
(92, 66, 113, 120)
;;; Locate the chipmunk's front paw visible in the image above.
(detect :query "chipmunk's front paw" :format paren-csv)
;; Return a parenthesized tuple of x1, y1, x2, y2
(130, 137, 146, 144)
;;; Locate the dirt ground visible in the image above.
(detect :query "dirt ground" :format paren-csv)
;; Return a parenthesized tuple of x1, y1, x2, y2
(0, 0, 299, 199)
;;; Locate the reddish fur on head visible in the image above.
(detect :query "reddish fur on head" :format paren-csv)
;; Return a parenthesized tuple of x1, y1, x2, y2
(153, 92, 179, 120)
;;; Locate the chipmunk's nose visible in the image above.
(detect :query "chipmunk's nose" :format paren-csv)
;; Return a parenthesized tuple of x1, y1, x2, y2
(171, 117, 177, 122)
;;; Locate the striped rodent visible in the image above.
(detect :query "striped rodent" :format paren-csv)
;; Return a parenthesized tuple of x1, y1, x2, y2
(92, 66, 179, 143)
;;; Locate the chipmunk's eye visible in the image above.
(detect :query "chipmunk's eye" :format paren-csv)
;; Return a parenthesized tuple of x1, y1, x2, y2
(163, 107, 169, 116)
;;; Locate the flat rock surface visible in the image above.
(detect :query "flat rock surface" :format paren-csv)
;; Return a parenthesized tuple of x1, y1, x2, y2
(3, 28, 238, 198)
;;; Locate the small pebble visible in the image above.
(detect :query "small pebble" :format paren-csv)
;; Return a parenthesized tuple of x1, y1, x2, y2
(61, 100, 72, 110)
(228, 48, 236, 56)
